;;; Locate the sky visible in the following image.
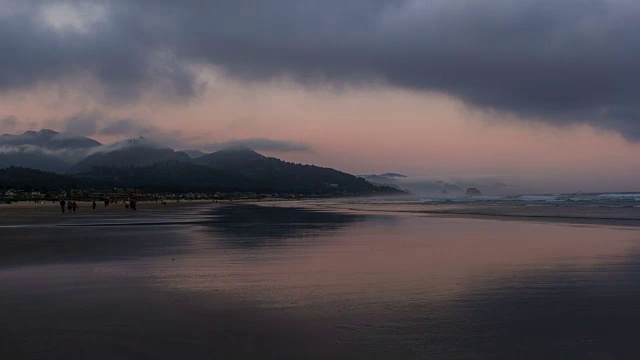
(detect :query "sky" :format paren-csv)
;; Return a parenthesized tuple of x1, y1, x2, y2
(1, 0, 639, 193)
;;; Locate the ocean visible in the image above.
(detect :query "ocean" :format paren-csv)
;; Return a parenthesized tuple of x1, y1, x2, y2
(418, 192, 640, 208)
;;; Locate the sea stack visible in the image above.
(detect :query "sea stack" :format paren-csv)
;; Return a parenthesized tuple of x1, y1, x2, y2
(465, 187, 482, 196)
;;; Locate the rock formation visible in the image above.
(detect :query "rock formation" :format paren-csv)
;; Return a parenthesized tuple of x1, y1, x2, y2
(465, 187, 482, 196)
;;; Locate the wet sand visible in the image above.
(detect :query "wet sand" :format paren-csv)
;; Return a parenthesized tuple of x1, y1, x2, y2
(0, 200, 217, 225)
(2, 201, 640, 358)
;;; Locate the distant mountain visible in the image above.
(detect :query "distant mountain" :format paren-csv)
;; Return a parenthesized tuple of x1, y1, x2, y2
(194, 148, 386, 194)
(359, 173, 468, 195)
(194, 148, 268, 169)
(0, 129, 101, 149)
(80, 162, 254, 193)
(358, 174, 402, 189)
(380, 173, 406, 178)
(69, 144, 191, 173)
(0, 161, 400, 195)
(0, 129, 101, 172)
(0, 152, 71, 173)
(0, 130, 402, 195)
(0, 167, 78, 191)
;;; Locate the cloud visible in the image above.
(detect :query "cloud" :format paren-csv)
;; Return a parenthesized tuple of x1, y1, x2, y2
(99, 118, 154, 136)
(1, 116, 18, 131)
(62, 111, 101, 136)
(56, 111, 179, 141)
(203, 138, 312, 153)
(97, 117, 183, 147)
(1, 1, 640, 139)
(0, 143, 84, 157)
(0, 0, 201, 103)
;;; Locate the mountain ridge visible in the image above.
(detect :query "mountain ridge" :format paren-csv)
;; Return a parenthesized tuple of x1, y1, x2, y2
(70, 146, 191, 173)
(0, 130, 402, 196)
(0, 129, 101, 149)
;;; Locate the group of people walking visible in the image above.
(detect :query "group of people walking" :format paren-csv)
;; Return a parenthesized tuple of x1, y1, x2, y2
(124, 199, 137, 210)
(59, 200, 78, 213)
(60, 200, 78, 213)
(59, 199, 138, 213)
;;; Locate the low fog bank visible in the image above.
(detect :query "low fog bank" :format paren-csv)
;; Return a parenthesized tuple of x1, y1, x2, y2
(359, 174, 639, 197)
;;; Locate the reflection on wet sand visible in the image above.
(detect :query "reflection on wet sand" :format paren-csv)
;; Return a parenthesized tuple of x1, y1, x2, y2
(2, 204, 640, 358)
(199, 204, 370, 248)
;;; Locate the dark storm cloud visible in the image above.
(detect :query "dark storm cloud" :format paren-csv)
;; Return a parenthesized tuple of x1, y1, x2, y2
(2, 0, 640, 139)
(0, 0, 201, 103)
(204, 138, 312, 153)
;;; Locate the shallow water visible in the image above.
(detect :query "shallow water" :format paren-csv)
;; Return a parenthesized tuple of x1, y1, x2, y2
(2, 204, 640, 359)
(417, 192, 640, 208)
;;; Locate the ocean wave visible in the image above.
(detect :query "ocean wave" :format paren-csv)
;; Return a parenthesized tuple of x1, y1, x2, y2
(414, 192, 640, 208)
(516, 195, 563, 201)
(596, 193, 640, 199)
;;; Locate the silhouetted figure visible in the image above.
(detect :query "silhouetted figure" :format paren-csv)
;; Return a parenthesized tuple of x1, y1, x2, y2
(125, 200, 130, 209)
(60, 200, 66, 213)
(72, 201, 78, 212)
(67, 201, 72, 212)
(131, 199, 137, 211)
(92, 200, 97, 209)
(104, 199, 109, 207)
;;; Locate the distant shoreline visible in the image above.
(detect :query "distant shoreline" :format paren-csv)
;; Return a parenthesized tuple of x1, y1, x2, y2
(2, 198, 640, 228)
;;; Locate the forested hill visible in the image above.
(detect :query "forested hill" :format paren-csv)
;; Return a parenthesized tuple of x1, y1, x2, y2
(0, 160, 401, 196)
(193, 148, 384, 193)
(0, 167, 77, 192)
(0, 136, 402, 195)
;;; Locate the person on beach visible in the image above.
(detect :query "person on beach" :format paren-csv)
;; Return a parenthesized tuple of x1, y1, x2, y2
(125, 200, 130, 209)
(104, 199, 109, 207)
(131, 199, 137, 211)
(92, 200, 97, 209)
(67, 201, 72, 212)
(72, 201, 78, 212)
(60, 199, 66, 213)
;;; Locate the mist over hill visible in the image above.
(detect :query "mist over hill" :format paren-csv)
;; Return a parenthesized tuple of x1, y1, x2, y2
(0, 129, 101, 149)
(180, 150, 208, 159)
(358, 173, 527, 196)
(0, 129, 102, 172)
(0, 130, 400, 196)
(70, 141, 191, 173)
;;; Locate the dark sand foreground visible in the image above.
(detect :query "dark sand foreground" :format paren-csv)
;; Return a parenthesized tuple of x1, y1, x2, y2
(2, 200, 640, 359)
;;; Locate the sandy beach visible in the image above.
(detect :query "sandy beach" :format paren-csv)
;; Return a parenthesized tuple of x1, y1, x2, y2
(4, 196, 640, 227)
(0, 199, 220, 225)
